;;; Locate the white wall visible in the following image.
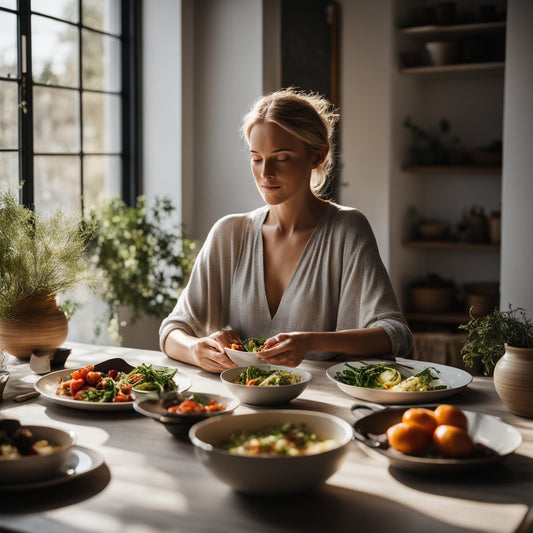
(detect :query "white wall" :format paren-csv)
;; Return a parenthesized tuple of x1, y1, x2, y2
(337, 0, 394, 268)
(500, 0, 533, 317)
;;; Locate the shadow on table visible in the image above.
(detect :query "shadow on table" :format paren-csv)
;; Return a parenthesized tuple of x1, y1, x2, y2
(0, 462, 111, 514)
(227, 484, 479, 533)
(389, 452, 533, 507)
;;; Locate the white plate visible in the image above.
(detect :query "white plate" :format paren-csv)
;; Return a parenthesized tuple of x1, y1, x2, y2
(354, 408, 522, 473)
(326, 358, 472, 404)
(0, 445, 104, 491)
(35, 362, 192, 411)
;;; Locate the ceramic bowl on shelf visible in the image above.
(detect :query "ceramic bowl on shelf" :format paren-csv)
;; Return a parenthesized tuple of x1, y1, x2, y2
(410, 285, 455, 313)
(425, 41, 459, 66)
(417, 222, 449, 241)
(189, 409, 353, 494)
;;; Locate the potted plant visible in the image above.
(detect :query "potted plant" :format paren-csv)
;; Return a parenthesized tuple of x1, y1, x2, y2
(87, 195, 197, 346)
(459, 305, 533, 417)
(404, 117, 463, 166)
(0, 190, 96, 358)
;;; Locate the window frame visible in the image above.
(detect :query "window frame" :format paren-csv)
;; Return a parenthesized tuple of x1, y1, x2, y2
(0, 0, 142, 210)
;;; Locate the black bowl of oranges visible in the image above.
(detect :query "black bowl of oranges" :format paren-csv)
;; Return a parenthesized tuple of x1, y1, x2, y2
(352, 404, 522, 473)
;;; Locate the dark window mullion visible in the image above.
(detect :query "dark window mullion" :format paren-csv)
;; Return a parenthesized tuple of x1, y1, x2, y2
(78, 0, 84, 213)
(18, 0, 34, 208)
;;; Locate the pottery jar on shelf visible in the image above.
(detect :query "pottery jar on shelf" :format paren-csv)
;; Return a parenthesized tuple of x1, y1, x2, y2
(493, 344, 533, 418)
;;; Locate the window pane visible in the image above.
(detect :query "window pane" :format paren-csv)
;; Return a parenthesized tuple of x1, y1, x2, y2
(82, 29, 121, 92)
(83, 92, 121, 153)
(32, 15, 79, 87)
(0, 11, 17, 78)
(82, 0, 121, 35)
(83, 155, 121, 210)
(33, 86, 80, 153)
(0, 1, 17, 10)
(0, 152, 19, 193)
(0, 81, 18, 148)
(34, 155, 80, 214)
(31, 0, 78, 24)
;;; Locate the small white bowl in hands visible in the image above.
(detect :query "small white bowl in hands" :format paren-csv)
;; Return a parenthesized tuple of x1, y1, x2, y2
(189, 409, 354, 494)
(220, 364, 312, 405)
(224, 347, 265, 367)
(0, 422, 75, 484)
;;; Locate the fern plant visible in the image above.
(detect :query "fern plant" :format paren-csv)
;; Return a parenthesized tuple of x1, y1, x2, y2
(0, 190, 96, 320)
(459, 305, 533, 375)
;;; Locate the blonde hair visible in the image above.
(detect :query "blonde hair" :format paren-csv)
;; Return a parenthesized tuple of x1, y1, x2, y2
(241, 87, 339, 198)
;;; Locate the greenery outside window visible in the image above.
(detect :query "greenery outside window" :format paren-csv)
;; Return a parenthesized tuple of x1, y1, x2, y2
(0, 0, 141, 213)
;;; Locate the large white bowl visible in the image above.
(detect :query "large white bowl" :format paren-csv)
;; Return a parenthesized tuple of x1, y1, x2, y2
(189, 409, 353, 494)
(0, 424, 75, 484)
(220, 365, 312, 406)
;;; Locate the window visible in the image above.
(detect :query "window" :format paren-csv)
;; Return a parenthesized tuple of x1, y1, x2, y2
(0, 0, 141, 213)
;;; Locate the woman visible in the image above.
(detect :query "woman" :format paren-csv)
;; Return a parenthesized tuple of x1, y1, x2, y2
(160, 88, 413, 372)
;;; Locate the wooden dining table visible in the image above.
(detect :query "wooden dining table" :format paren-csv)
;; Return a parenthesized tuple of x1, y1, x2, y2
(1, 341, 532, 533)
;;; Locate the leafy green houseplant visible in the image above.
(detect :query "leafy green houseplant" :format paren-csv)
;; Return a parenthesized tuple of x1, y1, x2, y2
(459, 305, 533, 375)
(87, 195, 197, 343)
(0, 189, 96, 357)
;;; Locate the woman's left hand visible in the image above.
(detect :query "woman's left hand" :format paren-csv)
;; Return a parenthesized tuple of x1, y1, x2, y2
(257, 332, 308, 367)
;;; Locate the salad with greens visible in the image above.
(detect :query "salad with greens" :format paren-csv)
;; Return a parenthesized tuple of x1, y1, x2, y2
(335, 362, 448, 391)
(56, 363, 179, 402)
(234, 365, 302, 387)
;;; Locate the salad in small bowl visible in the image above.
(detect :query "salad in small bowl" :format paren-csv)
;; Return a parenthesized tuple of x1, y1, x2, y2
(220, 364, 312, 406)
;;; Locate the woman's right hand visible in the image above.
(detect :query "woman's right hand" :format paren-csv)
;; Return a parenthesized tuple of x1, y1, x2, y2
(189, 329, 239, 373)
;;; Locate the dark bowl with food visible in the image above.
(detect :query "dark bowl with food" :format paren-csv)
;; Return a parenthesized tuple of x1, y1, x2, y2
(133, 390, 239, 441)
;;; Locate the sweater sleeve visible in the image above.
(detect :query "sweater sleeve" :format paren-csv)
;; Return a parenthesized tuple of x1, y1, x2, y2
(158, 214, 246, 351)
(335, 210, 414, 357)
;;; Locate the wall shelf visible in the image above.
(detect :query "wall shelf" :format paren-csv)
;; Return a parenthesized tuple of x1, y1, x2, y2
(401, 21, 506, 39)
(403, 165, 501, 174)
(405, 312, 470, 325)
(402, 61, 504, 77)
(402, 240, 500, 251)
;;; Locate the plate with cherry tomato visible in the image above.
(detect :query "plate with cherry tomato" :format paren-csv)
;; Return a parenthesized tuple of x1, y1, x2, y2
(34, 358, 192, 411)
(352, 404, 522, 473)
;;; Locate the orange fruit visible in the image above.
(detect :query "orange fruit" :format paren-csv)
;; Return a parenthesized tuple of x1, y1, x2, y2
(433, 424, 473, 458)
(434, 404, 468, 430)
(386, 422, 430, 455)
(402, 408, 438, 437)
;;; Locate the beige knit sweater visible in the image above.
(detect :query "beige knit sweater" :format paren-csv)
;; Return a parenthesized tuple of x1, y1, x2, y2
(159, 202, 413, 360)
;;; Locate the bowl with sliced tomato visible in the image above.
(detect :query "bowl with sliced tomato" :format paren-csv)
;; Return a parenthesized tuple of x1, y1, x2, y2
(133, 390, 240, 441)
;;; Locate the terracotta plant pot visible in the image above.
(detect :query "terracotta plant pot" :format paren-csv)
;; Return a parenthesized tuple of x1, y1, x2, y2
(0, 296, 68, 359)
(494, 344, 533, 418)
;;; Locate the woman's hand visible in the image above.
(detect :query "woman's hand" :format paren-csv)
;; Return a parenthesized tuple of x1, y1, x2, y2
(257, 332, 309, 367)
(189, 329, 239, 373)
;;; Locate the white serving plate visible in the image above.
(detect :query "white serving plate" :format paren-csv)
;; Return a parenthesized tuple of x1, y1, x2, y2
(0, 445, 105, 491)
(353, 408, 522, 473)
(326, 357, 472, 404)
(35, 359, 192, 411)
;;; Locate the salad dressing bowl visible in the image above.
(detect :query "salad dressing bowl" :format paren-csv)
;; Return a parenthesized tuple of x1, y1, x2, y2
(0, 422, 75, 484)
(189, 409, 353, 494)
(220, 364, 312, 406)
(134, 390, 239, 441)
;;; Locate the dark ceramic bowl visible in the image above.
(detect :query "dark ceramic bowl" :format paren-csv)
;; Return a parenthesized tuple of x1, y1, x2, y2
(133, 390, 239, 441)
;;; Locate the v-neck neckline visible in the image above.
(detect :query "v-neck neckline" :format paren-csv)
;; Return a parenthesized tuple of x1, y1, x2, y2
(256, 203, 333, 320)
